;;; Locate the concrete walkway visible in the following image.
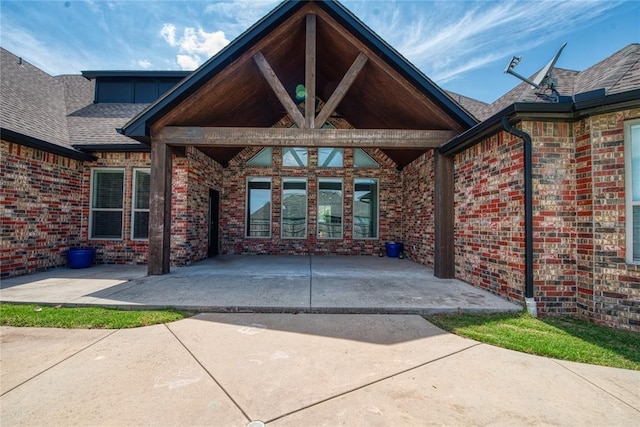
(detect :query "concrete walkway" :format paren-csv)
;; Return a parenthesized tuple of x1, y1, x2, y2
(0, 255, 521, 314)
(1, 314, 639, 426)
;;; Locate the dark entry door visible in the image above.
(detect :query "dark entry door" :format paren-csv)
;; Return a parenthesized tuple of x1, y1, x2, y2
(208, 189, 219, 257)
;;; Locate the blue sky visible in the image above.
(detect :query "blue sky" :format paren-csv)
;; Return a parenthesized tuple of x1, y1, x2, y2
(1, 0, 638, 103)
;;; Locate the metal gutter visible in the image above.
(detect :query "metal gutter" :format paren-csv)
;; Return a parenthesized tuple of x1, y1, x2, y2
(74, 144, 150, 153)
(81, 71, 191, 80)
(1, 128, 97, 161)
(500, 117, 536, 316)
(441, 90, 640, 155)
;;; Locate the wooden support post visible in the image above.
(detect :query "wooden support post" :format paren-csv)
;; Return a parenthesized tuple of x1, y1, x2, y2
(434, 151, 455, 278)
(305, 13, 316, 129)
(253, 51, 305, 129)
(315, 52, 368, 128)
(148, 140, 172, 275)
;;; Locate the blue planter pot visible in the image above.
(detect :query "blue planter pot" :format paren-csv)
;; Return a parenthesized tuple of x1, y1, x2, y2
(385, 242, 403, 257)
(67, 248, 95, 269)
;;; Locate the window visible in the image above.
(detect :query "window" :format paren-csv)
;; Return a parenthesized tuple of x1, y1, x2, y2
(283, 148, 308, 167)
(318, 178, 343, 239)
(625, 120, 640, 263)
(247, 178, 271, 237)
(282, 178, 307, 238)
(354, 148, 379, 168)
(132, 169, 150, 240)
(90, 169, 124, 239)
(319, 148, 343, 167)
(247, 147, 273, 166)
(354, 179, 378, 238)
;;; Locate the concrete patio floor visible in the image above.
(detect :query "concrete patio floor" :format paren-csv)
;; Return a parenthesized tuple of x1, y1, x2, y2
(0, 255, 521, 314)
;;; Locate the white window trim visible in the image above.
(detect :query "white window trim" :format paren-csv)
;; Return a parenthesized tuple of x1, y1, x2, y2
(89, 168, 125, 241)
(246, 177, 272, 238)
(131, 168, 150, 241)
(353, 178, 379, 240)
(317, 178, 343, 240)
(625, 119, 640, 264)
(281, 177, 308, 239)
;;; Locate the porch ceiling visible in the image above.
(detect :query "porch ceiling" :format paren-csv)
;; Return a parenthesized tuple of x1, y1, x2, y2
(150, 2, 467, 168)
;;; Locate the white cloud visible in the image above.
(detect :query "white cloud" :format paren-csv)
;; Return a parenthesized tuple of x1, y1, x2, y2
(180, 28, 228, 57)
(177, 54, 200, 71)
(161, 23, 177, 47)
(160, 23, 230, 70)
(137, 59, 152, 69)
(204, 0, 280, 34)
(351, 0, 625, 84)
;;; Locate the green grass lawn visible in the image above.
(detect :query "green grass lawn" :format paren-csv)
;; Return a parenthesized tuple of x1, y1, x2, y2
(0, 304, 190, 329)
(426, 311, 640, 371)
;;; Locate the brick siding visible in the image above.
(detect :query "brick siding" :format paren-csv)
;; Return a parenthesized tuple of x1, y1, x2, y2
(575, 110, 640, 330)
(401, 151, 435, 267)
(1, 140, 84, 277)
(220, 147, 401, 256)
(452, 111, 640, 331)
(454, 133, 526, 302)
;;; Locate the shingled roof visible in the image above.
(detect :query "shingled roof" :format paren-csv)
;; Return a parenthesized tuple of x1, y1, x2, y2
(1, 48, 72, 150)
(475, 43, 640, 121)
(0, 48, 149, 158)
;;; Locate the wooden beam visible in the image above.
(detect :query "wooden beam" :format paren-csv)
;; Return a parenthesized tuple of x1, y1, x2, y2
(156, 126, 456, 148)
(434, 151, 455, 278)
(315, 52, 368, 128)
(148, 140, 173, 275)
(253, 51, 305, 128)
(305, 14, 316, 129)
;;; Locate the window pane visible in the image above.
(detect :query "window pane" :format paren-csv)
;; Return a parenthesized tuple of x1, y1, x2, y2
(318, 179, 342, 238)
(319, 148, 343, 167)
(283, 148, 308, 167)
(247, 147, 273, 166)
(91, 211, 122, 239)
(282, 179, 307, 238)
(93, 170, 124, 209)
(247, 179, 271, 237)
(354, 179, 378, 238)
(354, 148, 379, 168)
(133, 212, 149, 239)
(134, 170, 150, 209)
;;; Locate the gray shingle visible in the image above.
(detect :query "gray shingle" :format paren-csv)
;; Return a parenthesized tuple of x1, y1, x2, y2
(1, 48, 71, 149)
(476, 43, 640, 121)
(67, 103, 149, 144)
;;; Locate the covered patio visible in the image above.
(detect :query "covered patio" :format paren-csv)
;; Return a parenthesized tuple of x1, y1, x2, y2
(0, 256, 521, 314)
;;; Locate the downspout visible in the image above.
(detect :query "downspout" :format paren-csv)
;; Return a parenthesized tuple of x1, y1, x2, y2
(501, 117, 537, 316)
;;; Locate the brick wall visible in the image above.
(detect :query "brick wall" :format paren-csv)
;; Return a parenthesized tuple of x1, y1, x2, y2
(83, 147, 223, 268)
(454, 133, 526, 302)
(219, 146, 401, 255)
(401, 151, 435, 267)
(575, 109, 640, 331)
(527, 120, 577, 316)
(175, 146, 224, 265)
(452, 112, 640, 331)
(1, 140, 84, 277)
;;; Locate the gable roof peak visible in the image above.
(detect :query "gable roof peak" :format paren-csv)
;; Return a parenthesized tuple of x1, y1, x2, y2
(121, 0, 476, 140)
